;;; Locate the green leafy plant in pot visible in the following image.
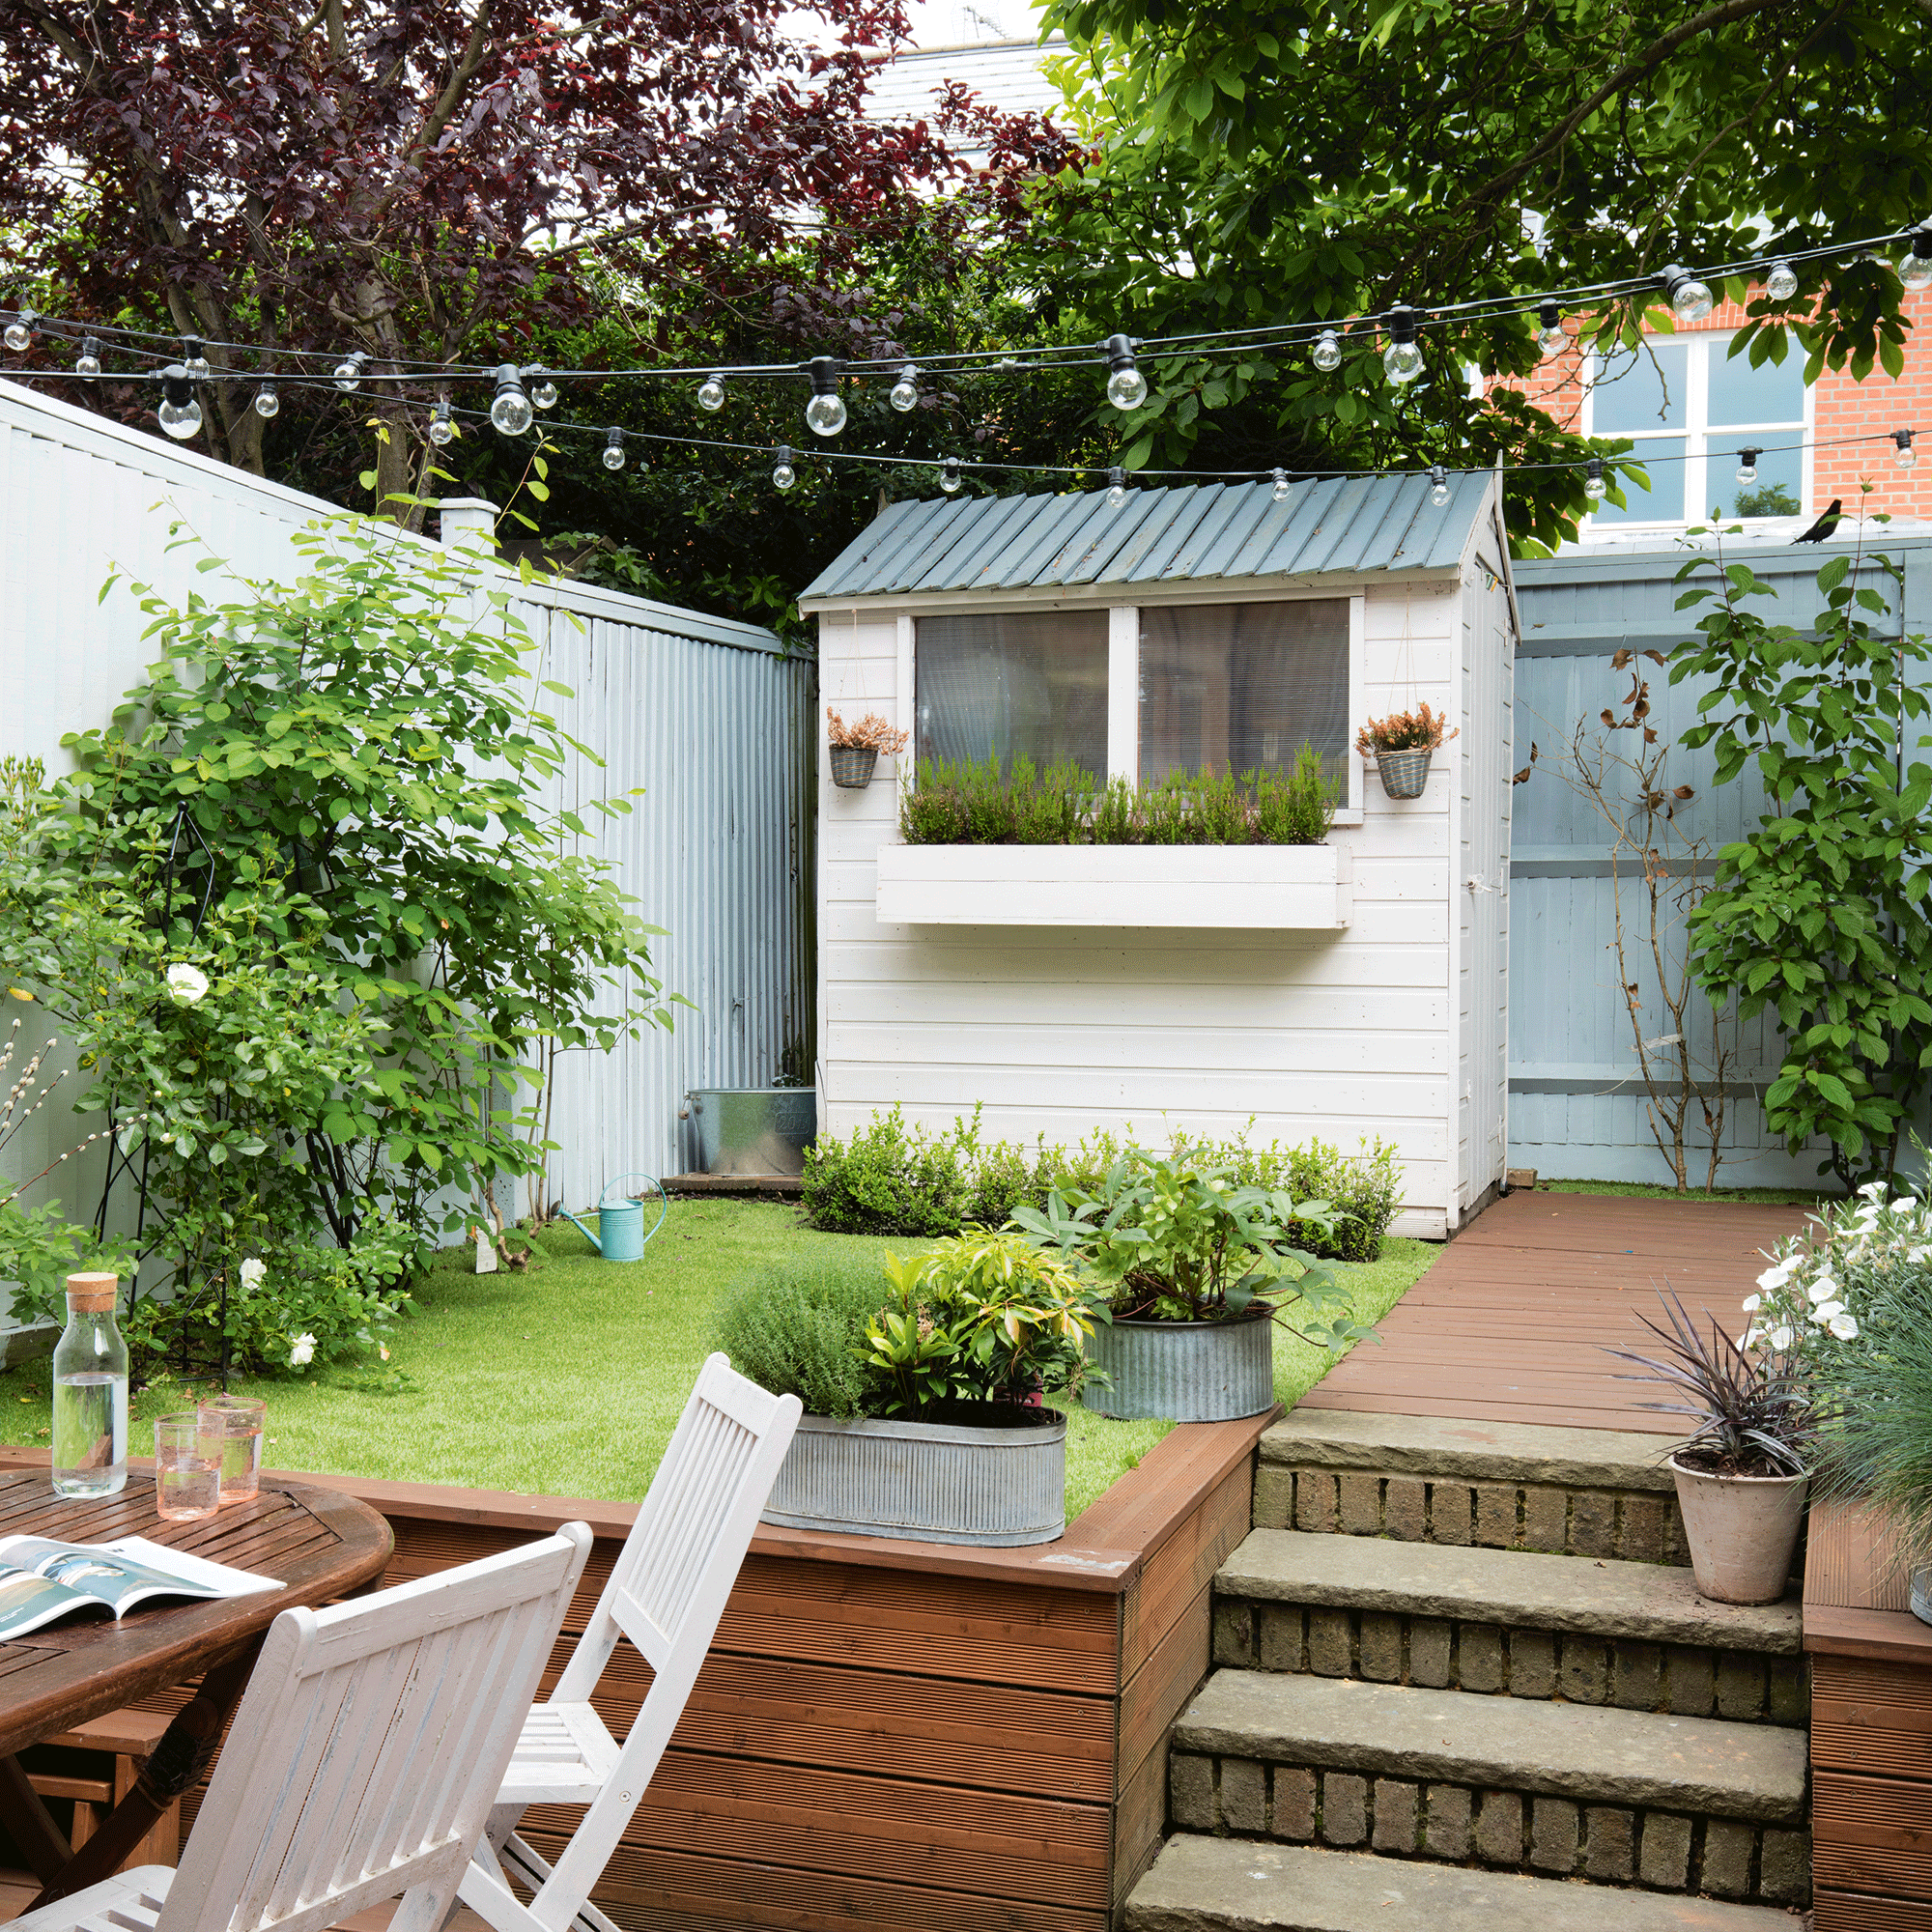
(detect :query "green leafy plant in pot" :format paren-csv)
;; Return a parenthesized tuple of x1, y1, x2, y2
(1010, 1150, 1374, 1422)
(1606, 1291, 1812, 1605)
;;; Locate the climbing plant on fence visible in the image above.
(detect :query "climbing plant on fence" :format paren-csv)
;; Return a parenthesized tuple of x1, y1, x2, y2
(1670, 532, 1932, 1186)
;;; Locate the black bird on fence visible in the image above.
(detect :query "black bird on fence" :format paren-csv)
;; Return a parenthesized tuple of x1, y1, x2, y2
(1795, 498, 1843, 543)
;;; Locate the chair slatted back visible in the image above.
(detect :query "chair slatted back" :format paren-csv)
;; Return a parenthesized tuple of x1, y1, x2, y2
(157, 1523, 591, 1932)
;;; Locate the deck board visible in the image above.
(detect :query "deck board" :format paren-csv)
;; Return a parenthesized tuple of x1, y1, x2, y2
(1300, 1190, 1812, 1434)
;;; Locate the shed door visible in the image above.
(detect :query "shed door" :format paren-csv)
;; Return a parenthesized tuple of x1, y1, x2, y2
(1464, 564, 1512, 1208)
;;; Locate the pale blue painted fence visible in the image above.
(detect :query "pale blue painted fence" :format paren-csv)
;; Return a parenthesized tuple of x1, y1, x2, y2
(1508, 533, 1932, 1186)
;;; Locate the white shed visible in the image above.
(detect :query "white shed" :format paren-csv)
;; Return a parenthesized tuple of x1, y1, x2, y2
(800, 471, 1518, 1238)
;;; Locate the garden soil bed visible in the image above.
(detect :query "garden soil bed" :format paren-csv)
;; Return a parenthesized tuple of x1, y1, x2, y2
(0, 1408, 1274, 1932)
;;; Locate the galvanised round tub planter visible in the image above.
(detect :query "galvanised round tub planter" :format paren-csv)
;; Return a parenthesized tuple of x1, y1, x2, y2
(762, 1410, 1066, 1547)
(1082, 1312, 1274, 1422)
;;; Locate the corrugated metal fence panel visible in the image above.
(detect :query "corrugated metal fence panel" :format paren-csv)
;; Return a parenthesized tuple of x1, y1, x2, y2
(1509, 536, 1932, 1185)
(0, 378, 811, 1228)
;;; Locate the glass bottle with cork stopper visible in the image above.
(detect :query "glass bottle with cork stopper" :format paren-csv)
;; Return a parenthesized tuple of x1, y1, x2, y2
(52, 1271, 128, 1498)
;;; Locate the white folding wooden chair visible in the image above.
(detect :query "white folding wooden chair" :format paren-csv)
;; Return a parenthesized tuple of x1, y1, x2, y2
(10, 1521, 594, 1932)
(459, 1353, 802, 1932)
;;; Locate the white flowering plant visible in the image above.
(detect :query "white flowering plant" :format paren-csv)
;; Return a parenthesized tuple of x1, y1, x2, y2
(1744, 1181, 1932, 1367)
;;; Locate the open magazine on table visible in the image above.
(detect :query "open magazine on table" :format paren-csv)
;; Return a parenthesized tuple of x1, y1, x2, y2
(0, 1534, 278, 1641)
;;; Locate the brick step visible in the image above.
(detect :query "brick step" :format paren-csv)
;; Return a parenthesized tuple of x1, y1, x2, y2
(1212, 1530, 1805, 1724)
(1126, 1836, 1805, 1932)
(1259, 1412, 1689, 1565)
(1169, 1670, 1809, 1905)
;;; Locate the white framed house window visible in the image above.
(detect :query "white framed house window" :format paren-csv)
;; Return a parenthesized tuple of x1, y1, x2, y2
(904, 594, 1364, 818)
(1582, 332, 1811, 528)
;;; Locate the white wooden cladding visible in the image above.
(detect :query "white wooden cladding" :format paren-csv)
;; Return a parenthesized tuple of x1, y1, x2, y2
(462, 1352, 802, 1932)
(11, 1526, 593, 1932)
(873, 843, 1353, 928)
(815, 490, 1517, 1240)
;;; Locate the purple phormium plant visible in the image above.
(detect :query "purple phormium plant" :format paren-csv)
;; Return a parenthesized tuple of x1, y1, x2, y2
(1605, 1289, 1812, 1477)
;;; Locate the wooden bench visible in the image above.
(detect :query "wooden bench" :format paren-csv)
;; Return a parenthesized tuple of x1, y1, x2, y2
(18, 1709, 180, 1871)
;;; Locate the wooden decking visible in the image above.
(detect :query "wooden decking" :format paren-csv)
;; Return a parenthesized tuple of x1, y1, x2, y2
(1301, 1189, 1814, 1434)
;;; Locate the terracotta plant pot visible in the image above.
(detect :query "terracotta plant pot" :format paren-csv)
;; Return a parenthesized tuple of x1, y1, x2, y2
(1374, 748, 1433, 798)
(1668, 1456, 1807, 1605)
(829, 744, 878, 789)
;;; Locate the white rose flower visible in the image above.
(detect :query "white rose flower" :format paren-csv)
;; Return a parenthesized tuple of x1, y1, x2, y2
(239, 1258, 266, 1293)
(288, 1332, 317, 1368)
(1768, 1325, 1795, 1351)
(1742, 1293, 1762, 1312)
(1829, 1311, 1861, 1340)
(165, 962, 210, 1006)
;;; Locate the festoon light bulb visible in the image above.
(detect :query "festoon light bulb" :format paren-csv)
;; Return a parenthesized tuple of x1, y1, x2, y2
(1735, 447, 1760, 486)
(156, 365, 202, 440)
(4, 308, 36, 353)
(428, 396, 455, 446)
(890, 364, 920, 412)
(1103, 333, 1147, 411)
(74, 336, 101, 378)
(333, 350, 369, 391)
(696, 373, 725, 412)
(254, 380, 280, 419)
(1382, 303, 1424, 384)
(1536, 302, 1567, 358)
(1765, 259, 1800, 302)
(1429, 465, 1452, 507)
(1661, 266, 1715, 323)
(772, 444, 797, 491)
(1270, 468, 1292, 503)
(1105, 466, 1127, 509)
(525, 366, 559, 411)
(805, 356, 847, 437)
(1584, 456, 1607, 500)
(1896, 429, 1918, 469)
(489, 363, 533, 436)
(603, 427, 626, 470)
(1899, 230, 1932, 292)
(939, 457, 962, 494)
(1312, 328, 1343, 373)
(182, 336, 211, 381)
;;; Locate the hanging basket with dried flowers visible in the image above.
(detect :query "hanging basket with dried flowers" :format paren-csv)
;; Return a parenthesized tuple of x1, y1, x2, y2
(827, 708, 910, 789)
(1356, 703, 1460, 799)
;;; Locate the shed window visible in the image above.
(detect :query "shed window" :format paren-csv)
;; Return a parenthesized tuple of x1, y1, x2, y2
(1139, 600, 1351, 788)
(914, 611, 1109, 776)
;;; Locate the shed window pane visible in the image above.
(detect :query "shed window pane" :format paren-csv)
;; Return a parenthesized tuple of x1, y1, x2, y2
(1139, 600, 1350, 787)
(914, 611, 1109, 776)
(1591, 342, 1690, 432)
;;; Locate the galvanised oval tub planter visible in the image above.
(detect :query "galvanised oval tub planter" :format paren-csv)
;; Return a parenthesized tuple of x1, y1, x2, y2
(1082, 1312, 1274, 1422)
(762, 1410, 1066, 1547)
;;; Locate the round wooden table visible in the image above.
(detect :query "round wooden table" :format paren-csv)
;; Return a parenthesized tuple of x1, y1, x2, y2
(0, 1463, 392, 1906)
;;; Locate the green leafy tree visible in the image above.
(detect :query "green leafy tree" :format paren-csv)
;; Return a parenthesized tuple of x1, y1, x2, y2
(1671, 532, 1932, 1184)
(60, 516, 680, 1252)
(1029, 0, 1927, 549)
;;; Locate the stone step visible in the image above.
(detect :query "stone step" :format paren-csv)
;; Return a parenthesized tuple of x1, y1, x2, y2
(1212, 1529, 1806, 1724)
(1259, 1412, 1690, 1565)
(1126, 1836, 1806, 1932)
(1170, 1670, 1808, 1904)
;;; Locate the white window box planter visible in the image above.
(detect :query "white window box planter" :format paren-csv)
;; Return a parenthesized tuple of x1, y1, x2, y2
(874, 842, 1351, 929)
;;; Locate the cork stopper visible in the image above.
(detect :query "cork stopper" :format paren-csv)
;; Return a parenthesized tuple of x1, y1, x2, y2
(66, 1272, 119, 1314)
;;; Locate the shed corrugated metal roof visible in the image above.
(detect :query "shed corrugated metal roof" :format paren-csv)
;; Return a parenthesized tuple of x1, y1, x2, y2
(800, 472, 1492, 605)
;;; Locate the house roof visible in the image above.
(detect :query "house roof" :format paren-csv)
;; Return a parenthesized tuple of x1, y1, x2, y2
(798, 470, 1498, 608)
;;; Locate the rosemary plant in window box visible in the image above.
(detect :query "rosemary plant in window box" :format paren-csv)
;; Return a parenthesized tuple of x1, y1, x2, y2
(1011, 1151, 1376, 1423)
(716, 1231, 1107, 1545)
(1357, 702, 1458, 799)
(826, 708, 907, 790)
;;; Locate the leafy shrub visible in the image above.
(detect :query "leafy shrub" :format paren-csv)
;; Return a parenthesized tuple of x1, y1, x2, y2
(713, 1255, 891, 1418)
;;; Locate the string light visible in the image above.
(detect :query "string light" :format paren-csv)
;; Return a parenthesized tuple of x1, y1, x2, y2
(74, 336, 100, 378)
(490, 364, 533, 436)
(526, 366, 559, 411)
(428, 396, 455, 445)
(1736, 447, 1759, 485)
(254, 380, 280, 420)
(1895, 429, 1918, 469)
(1765, 260, 1800, 302)
(772, 443, 797, 491)
(1900, 230, 1932, 292)
(1661, 266, 1715, 323)
(182, 336, 211, 381)
(4, 308, 35, 353)
(1382, 304, 1424, 384)
(1584, 456, 1606, 500)
(1429, 465, 1451, 507)
(940, 457, 962, 494)
(696, 372, 725, 412)
(603, 426, 626, 470)
(1271, 468, 1292, 502)
(1536, 303, 1567, 358)
(890, 364, 920, 412)
(1103, 334, 1147, 410)
(333, 351, 369, 391)
(1312, 329, 1343, 373)
(1106, 466, 1127, 508)
(156, 365, 201, 440)
(805, 356, 847, 437)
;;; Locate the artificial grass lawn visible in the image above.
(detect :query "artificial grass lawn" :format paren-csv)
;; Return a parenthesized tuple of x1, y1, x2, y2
(1536, 1179, 1838, 1208)
(0, 1202, 1437, 1523)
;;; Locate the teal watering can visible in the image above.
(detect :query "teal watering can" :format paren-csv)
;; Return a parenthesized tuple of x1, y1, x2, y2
(559, 1174, 668, 1263)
